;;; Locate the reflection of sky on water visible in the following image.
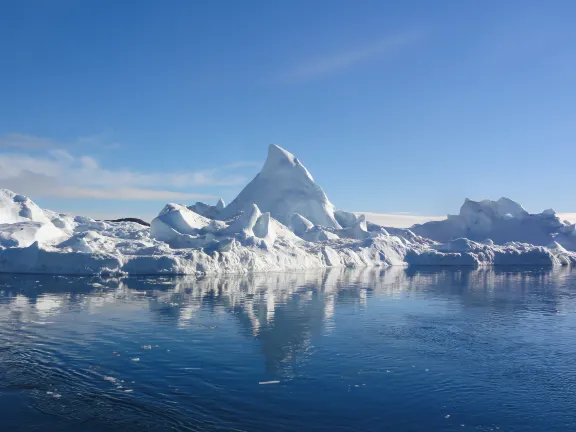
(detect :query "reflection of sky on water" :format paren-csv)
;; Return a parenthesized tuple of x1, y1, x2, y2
(1, 267, 576, 431)
(1, 266, 575, 375)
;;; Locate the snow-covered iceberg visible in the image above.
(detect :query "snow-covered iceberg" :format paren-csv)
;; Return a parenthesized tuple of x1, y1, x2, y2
(0, 145, 575, 275)
(412, 197, 576, 251)
(221, 144, 341, 228)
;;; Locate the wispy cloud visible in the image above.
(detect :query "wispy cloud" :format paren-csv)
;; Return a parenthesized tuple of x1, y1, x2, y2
(47, 186, 214, 201)
(283, 30, 422, 81)
(0, 132, 121, 150)
(0, 133, 56, 149)
(0, 133, 252, 201)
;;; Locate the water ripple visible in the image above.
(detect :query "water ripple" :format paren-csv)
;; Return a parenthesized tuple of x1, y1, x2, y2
(0, 268, 575, 431)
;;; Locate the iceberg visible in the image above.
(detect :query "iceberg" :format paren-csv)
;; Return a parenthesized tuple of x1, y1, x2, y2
(220, 144, 341, 228)
(0, 145, 575, 275)
(412, 197, 576, 251)
(0, 190, 67, 248)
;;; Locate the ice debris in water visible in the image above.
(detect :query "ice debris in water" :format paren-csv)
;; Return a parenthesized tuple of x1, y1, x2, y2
(259, 380, 280, 385)
(0, 145, 575, 276)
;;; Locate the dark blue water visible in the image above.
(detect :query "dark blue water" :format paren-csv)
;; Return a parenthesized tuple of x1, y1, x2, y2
(1, 267, 576, 431)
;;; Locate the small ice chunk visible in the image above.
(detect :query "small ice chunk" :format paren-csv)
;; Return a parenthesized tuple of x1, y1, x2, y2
(259, 380, 280, 385)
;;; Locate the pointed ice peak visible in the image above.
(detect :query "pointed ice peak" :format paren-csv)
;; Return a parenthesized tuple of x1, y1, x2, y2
(216, 198, 225, 211)
(267, 144, 296, 165)
(340, 214, 368, 240)
(548, 241, 567, 252)
(290, 213, 314, 235)
(253, 212, 277, 247)
(260, 144, 314, 180)
(227, 203, 262, 237)
(221, 144, 340, 229)
(357, 214, 367, 230)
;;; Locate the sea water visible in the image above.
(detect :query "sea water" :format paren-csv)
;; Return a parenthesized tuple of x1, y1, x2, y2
(1, 267, 575, 431)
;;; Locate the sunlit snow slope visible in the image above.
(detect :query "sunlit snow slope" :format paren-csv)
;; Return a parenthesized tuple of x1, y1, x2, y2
(0, 145, 575, 275)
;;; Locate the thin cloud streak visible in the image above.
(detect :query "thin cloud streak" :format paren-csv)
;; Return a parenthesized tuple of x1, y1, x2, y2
(284, 31, 423, 81)
(52, 187, 215, 201)
(0, 133, 55, 149)
(0, 132, 120, 150)
(0, 133, 251, 201)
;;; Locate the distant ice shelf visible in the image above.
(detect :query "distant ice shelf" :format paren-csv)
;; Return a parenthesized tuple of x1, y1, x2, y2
(1, 145, 575, 275)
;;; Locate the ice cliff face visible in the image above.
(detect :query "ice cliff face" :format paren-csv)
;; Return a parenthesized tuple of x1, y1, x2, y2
(412, 197, 576, 251)
(0, 145, 575, 276)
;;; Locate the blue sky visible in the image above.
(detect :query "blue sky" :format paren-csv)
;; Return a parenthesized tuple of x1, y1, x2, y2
(0, 0, 575, 220)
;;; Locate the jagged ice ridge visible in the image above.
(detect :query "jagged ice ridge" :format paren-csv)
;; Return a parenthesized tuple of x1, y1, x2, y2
(1, 145, 575, 275)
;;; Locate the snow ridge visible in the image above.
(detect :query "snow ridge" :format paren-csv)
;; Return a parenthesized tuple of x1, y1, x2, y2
(0, 145, 575, 275)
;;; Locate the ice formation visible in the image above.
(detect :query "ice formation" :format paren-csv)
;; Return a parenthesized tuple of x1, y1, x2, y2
(0, 145, 575, 275)
(221, 144, 341, 228)
(412, 197, 576, 251)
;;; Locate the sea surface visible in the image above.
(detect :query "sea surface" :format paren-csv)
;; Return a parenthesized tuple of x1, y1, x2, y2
(1, 267, 576, 431)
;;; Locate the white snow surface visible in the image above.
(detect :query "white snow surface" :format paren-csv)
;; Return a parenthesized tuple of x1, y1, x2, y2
(0, 189, 52, 225)
(221, 144, 341, 228)
(1, 145, 575, 275)
(412, 197, 576, 251)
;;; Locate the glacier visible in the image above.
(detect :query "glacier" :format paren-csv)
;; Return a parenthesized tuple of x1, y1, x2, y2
(0, 145, 575, 275)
